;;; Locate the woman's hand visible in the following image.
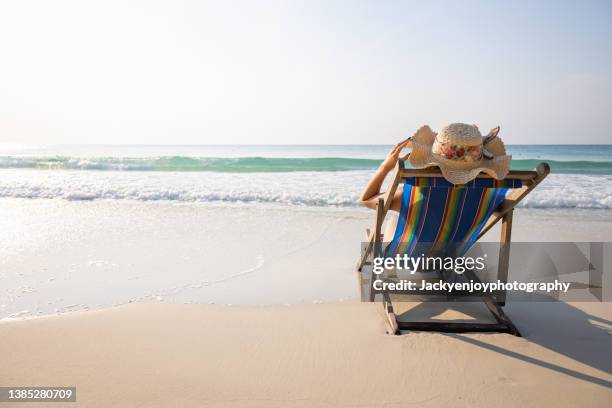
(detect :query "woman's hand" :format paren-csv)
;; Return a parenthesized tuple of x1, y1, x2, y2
(380, 138, 411, 171)
(358, 138, 411, 209)
(359, 137, 411, 211)
(359, 128, 432, 211)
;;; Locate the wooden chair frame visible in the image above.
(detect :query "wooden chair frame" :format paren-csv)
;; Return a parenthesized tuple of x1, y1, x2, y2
(357, 161, 550, 336)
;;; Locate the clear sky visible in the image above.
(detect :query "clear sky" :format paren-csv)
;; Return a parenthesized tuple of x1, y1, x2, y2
(0, 0, 611, 144)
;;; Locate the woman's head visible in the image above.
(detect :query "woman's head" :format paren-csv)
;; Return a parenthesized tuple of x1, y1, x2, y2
(408, 123, 511, 184)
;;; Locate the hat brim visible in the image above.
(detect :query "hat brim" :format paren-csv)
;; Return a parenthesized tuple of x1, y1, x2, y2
(409, 139, 511, 185)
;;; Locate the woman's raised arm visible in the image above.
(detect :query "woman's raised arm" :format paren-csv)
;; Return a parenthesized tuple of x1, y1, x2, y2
(358, 139, 410, 211)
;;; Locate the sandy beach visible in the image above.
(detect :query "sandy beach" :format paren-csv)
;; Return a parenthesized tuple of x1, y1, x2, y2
(1, 199, 611, 407)
(1, 301, 611, 407)
(2, 198, 611, 318)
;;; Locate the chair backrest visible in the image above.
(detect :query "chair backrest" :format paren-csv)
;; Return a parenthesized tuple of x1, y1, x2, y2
(385, 176, 523, 258)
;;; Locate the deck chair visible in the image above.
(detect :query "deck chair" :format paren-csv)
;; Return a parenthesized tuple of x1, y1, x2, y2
(357, 161, 550, 336)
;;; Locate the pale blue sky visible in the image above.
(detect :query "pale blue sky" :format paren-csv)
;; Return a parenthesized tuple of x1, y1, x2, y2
(0, 0, 610, 144)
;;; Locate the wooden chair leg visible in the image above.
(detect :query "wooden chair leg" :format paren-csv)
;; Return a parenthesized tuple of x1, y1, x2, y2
(356, 237, 373, 272)
(383, 293, 399, 335)
(482, 295, 521, 336)
(367, 198, 385, 302)
(497, 209, 513, 306)
(368, 270, 376, 302)
(465, 269, 522, 337)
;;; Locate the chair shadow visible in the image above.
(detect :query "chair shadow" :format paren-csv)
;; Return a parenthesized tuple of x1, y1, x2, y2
(394, 298, 612, 389)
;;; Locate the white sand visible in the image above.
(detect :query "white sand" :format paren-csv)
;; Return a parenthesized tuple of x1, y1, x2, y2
(1, 199, 611, 406)
(2, 199, 611, 319)
(1, 301, 611, 407)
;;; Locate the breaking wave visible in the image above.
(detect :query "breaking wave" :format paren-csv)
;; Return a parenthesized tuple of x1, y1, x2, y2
(0, 169, 609, 209)
(1, 156, 611, 174)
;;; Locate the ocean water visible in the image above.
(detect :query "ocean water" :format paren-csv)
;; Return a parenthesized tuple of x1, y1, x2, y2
(0, 144, 610, 209)
(1, 144, 611, 319)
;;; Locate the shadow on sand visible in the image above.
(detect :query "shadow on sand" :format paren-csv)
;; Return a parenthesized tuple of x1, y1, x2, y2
(395, 299, 612, 389)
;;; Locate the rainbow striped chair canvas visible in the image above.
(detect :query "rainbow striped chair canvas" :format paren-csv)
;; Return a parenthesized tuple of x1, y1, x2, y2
(357, 161, 549, 335)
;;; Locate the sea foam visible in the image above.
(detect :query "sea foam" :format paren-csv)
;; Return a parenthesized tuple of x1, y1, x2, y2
(0, 169, 609, 209)
(1, 155, 611, 174)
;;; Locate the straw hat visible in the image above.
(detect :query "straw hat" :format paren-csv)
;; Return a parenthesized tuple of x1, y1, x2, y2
(408, 123, 511, 185)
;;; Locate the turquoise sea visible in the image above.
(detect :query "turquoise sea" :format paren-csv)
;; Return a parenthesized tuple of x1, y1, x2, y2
(0, 144, 610, 209)
(1, 144, 611, 174)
